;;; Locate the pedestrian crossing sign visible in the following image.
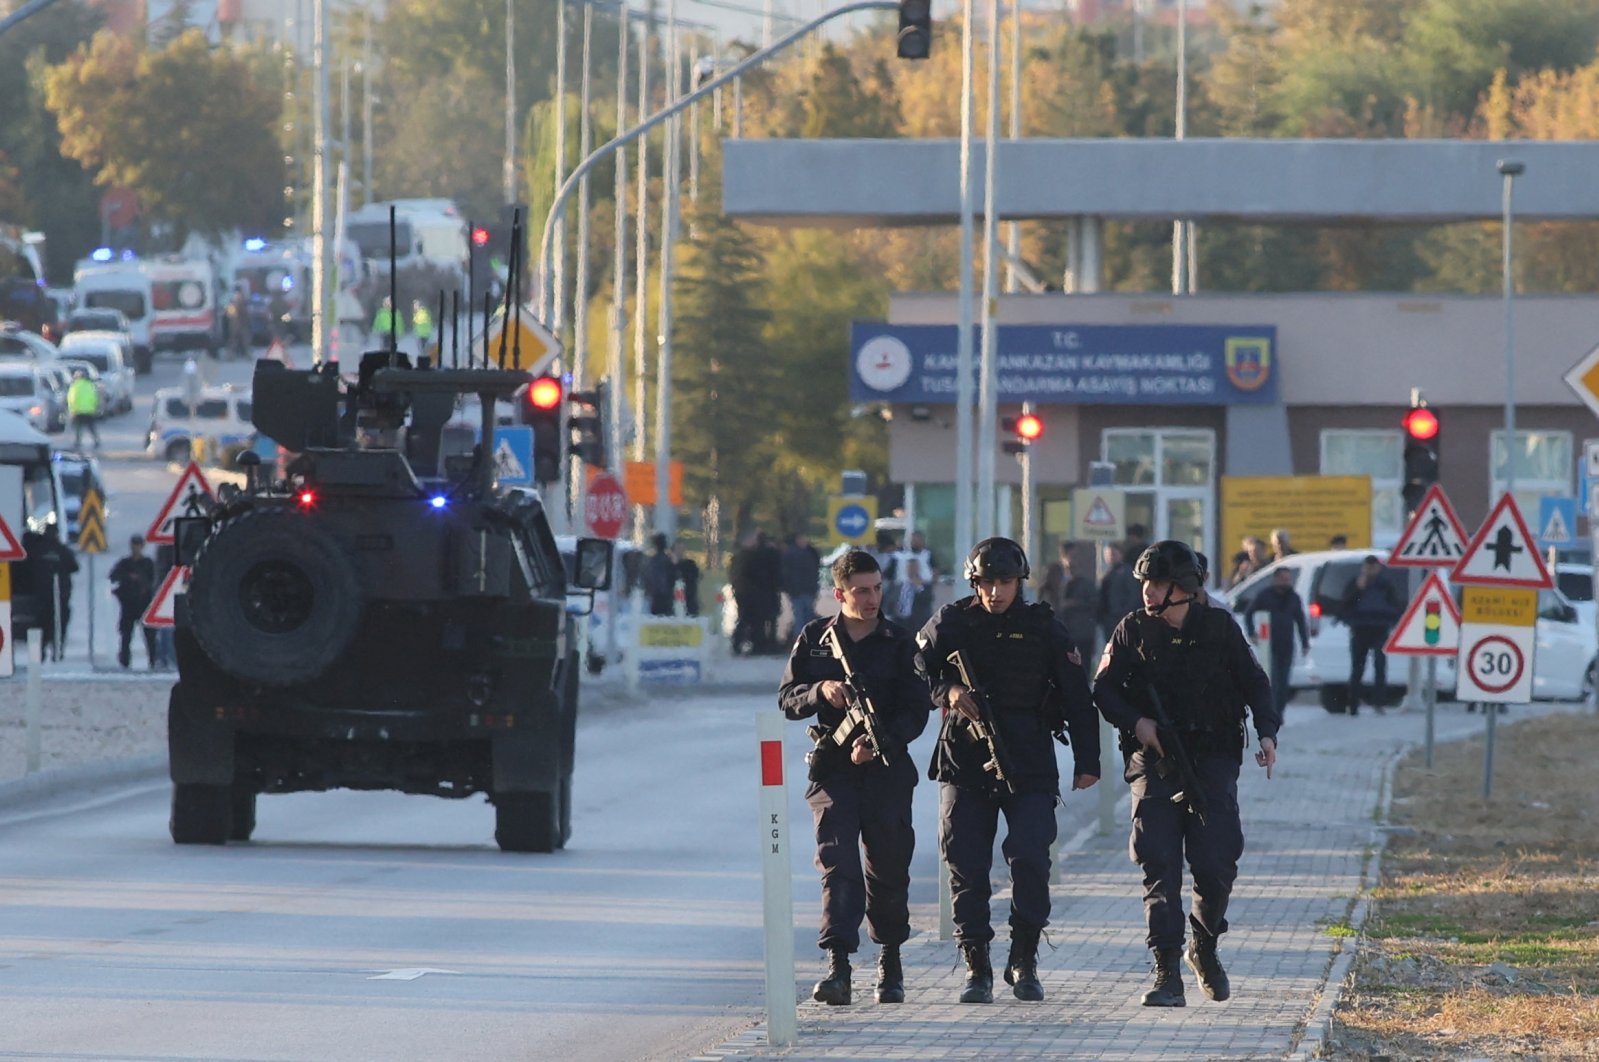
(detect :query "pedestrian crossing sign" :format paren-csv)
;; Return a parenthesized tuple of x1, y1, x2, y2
(1387, 485, 1468, 568)
(1537, 496, 1577, 549)
(493, 426, 534, 486)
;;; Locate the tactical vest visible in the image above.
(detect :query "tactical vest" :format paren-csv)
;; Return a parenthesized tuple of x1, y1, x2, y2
(969, 603, 1053, 713)
(1130, 608, 1245, 735)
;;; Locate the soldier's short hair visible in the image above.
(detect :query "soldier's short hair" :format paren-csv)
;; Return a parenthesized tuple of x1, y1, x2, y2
(831, 549, 881, 588)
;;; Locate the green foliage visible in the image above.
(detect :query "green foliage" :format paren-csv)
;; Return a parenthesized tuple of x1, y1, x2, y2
(45, 29, 285, 246)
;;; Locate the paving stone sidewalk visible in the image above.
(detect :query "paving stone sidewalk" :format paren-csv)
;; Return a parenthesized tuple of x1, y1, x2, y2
(700, 699, 1581, 1062)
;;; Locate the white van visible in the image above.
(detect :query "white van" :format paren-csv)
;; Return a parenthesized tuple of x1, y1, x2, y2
(145, 257, 220, 356)
(74, 261, 153, 370)
(345, 200, 469, 279)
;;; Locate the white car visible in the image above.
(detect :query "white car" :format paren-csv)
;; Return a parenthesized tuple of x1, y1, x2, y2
(144, 384, 254, 465)
(1553, 561, 1596, 635)
(1219, 548, 1596, 711)
(0, 362, 52, 433)
(57, 331, 135, 413)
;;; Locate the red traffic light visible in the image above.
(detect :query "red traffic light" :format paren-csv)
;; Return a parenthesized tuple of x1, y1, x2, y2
(1015, 413, 1043, 441)
(1403, 407, 1439, 440)
(471, 226, 490, 247)
(528, 375, 563, 410)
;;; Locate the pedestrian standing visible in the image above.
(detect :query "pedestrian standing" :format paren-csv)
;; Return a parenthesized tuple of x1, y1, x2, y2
(410, 299, 434, 353)
(729, 533, 760, 655)
(1096, 542, 1140, 643)
(642, 533, 677, 616)
(1340, 554, 1403, 715)
(1039, 541, 1098, 656)
(1246, 566, 1310, 715)
(779, 550, 933, 1006)
(903, 530, 938, 631)
(671, 539, 700, 617)
(1269, 528, 1298, 564)
(110, 533, 159, 669)
(371, 297, 396, 346)
(67, 369, 101, 451)
(781, 532, 822, 635)
(915, 537, 1101, 1003)
(1093, 540, 1279, 1008)
(752, 531, 783, 653)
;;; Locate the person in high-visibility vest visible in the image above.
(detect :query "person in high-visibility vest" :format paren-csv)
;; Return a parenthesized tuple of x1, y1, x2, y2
(411, 300, 434, 347)
(67, 369, 101, 450)
(371, 297, 396, 346)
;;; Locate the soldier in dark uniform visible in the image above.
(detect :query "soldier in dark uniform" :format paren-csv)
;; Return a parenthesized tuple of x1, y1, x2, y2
(1093, 540, 1280, 1008)
(778, 549, 933, 1006)
(915, 537, 1101, 1003)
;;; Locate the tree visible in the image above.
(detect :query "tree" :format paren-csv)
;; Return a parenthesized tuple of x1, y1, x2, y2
(670, 186, 774, 533)
(46, 30, 286, 245)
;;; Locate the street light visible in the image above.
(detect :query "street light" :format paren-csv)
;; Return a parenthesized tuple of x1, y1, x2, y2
(1498, 157, 1524, 499)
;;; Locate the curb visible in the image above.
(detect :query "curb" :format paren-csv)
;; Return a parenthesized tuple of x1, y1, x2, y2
(0, 753, 166, 810)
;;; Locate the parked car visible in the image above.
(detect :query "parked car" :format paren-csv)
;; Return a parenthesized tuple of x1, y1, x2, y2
(57, 331, 134, 413)
(1554, 561, 1596, 634)
(53, 448, 108, 541)
(144, 384, 254, 465)
(556, 534, 644, 673)
(1219, 548, 1596, 711)
(35, 361, 69, 433)
(0, 321, 61, 363)
(61, 307, 142, 373)
(0, 362, 52, 433)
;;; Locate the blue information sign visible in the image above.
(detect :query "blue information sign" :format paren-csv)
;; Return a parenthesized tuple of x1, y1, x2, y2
(849, 323, 1278, 406)
(834, 503, 871, 539)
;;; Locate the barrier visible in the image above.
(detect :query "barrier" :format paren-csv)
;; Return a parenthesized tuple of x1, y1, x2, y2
(625, 612, 714, 692)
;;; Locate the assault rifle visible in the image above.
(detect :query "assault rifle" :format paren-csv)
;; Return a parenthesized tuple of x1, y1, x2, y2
(1144, 685, 1210, 825)
(946, 649, 1018, 794)
(821, 624, 892, 766)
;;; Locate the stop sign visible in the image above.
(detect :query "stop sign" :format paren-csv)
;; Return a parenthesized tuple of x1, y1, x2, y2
(583, 472, 627, 539)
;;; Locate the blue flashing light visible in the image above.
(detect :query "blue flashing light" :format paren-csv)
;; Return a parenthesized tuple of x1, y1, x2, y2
(119, 249, 136, 262)
(429, 495, 448, 509)
(243, 237, 267, 252)
(90, 247, 113, 262)
(280, 274, 295, 292)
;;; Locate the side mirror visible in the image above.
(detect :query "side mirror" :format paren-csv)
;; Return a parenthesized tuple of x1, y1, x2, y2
(573, 537, 614, 591)
(172, 516, 210, 566)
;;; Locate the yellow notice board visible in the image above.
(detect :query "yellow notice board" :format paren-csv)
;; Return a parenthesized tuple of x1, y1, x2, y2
(1220, 475, 1372, 558)
(1460, 587, 1537, 627)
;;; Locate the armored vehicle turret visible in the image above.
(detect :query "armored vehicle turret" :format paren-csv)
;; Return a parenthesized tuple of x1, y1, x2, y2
(167, 350, 611, 852)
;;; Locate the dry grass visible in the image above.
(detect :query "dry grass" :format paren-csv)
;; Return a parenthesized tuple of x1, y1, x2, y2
(1326, 711, 1599, 1061)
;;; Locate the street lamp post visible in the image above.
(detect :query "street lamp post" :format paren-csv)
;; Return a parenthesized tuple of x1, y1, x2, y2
(1486, 155, 1524, 801)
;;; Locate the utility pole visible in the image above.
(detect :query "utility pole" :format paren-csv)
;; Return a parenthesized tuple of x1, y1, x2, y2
(504, 0, 516, 206)
(552, 0, 568, 334)
(362, 8, 372, 205)
(310, 0, 330, 363)
(632, 9, 651, 543)
(610, 5, 630, 481)
(655, 0, 680, 537)
(975, 0, 1002, 540)
(955, 0, 976, 573)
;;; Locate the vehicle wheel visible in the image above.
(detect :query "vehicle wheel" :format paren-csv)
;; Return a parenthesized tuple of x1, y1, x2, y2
(1320, 684, 1349, 715)
(165, 438, 192, 465)
(494, 790, 562, 853)
(229, 786, 257, 841)
(170, 784, 231, 845)
(186, 509, 363, 686)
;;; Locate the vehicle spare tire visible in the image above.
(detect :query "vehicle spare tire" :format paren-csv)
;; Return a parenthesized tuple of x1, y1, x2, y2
(187, 509, 362, 685)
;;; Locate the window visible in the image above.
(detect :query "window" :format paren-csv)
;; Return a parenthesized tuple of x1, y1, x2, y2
(1490, 430, 1572, 515)
(1321, 430, 1402, 539)
(1101, 428, 1216, 555)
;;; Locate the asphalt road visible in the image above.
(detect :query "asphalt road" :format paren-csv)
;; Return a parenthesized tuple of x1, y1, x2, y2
(0, 676, 1108, 1062)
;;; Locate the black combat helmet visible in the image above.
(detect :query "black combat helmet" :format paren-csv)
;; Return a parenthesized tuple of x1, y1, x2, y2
(1133, 540, 1203, 594)
(964, 536, 1030, 582)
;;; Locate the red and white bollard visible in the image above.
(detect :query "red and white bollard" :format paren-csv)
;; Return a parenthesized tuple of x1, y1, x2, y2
(757, 713, 797, 1047)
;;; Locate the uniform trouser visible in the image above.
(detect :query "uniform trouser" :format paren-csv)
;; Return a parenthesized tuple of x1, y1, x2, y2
(1129, 756, 1244, 950)
(1268, 640, 1295, 715)
(1348, 626, 1388, 705)
(806, 758, 917, 953)
(118, 615, 158, 667)
(939, 783, 1058, 944)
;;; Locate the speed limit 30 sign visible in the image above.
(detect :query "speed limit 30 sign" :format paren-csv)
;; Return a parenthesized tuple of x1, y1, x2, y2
(1456, 587, 1537, 703)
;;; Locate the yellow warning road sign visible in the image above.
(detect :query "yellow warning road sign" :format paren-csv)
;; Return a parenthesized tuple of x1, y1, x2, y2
(76, 487, 107, 553)
(1071, 488, 1125, 541)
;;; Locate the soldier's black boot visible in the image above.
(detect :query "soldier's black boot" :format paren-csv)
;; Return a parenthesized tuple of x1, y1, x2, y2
(875, 945, 904, 1004)
(812, 946, 851, 1005)
(1003, 927, 1045, 1001)
(958, 942, 994, 1004)
(1185, 931, 1231, 1001)
(1140, 947, 1187, 1007)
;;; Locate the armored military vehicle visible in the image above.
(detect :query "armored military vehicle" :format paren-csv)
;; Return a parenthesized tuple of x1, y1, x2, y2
(167, 351, 611, 852)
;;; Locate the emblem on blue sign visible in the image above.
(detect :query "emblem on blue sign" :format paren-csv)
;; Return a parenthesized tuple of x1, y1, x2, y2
(1224, 336, 1272, 392)
(835, 504, 870, 537)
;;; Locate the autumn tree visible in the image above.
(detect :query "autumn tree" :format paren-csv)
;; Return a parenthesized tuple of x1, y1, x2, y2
(46, 29, 285, 245)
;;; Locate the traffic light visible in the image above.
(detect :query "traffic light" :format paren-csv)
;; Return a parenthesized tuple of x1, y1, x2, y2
(1000, 411, 1043, 455)
(525, 374, 563, 485)
(1401, 401, 1441, 514)
(896, 0, 931, 60)
(568, 382, 608, 469)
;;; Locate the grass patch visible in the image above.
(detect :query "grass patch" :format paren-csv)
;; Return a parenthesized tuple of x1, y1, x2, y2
(1325, 712, 1599, 1060)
